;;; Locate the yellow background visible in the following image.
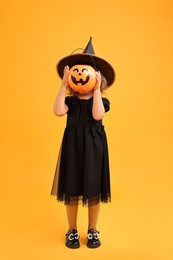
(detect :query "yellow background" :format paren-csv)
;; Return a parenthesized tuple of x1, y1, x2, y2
(0, 0, 173, 259)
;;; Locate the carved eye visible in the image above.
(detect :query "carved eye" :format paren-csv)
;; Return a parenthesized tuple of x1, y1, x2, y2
(82, 68, 88, 73)
(73, 68, 79, 72)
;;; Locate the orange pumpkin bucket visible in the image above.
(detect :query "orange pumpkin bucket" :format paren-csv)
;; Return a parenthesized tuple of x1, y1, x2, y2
(68, 64, 96, 94)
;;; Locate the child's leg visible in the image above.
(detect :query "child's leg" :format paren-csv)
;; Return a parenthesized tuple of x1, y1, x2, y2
(66, 205, 78, 230)
(65, 205, 80, 248)
(87, 203, 101, 248)
(88, 203, 100, 230)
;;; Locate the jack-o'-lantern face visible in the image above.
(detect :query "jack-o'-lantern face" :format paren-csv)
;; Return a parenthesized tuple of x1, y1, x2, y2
(68, 65, 96, 94)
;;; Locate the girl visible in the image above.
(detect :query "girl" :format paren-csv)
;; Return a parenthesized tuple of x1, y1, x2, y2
(51, 38, 115, 249)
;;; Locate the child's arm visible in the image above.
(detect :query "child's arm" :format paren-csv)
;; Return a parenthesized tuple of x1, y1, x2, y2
(53, 66, 69, 116)
(92, 71, 105, 120)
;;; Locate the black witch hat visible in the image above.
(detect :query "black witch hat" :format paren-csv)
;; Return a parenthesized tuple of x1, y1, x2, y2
(57, 37, 115, 87)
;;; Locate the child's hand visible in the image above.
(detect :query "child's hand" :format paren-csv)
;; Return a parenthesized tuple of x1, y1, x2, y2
(62, 65, 69, 87)
(94, 71, 101, 91)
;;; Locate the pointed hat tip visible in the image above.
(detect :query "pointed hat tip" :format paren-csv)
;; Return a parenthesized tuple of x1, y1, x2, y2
(83, 36, 95, 55)
(89, 36, 92, 44)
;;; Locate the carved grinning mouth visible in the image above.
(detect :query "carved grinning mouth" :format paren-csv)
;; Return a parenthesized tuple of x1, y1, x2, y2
(71, 75, 90, 85)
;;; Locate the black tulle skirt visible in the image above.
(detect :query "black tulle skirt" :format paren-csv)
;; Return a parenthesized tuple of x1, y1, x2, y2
(51, 122, 111, 207)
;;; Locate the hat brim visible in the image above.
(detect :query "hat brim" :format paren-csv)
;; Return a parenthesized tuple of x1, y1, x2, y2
(57, 53, 116, 87)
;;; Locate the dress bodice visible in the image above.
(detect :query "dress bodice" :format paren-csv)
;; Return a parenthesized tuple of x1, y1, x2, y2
(65, 96, 110, 127)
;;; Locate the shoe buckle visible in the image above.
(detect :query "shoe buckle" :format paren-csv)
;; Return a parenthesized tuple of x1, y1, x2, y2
(68, 232, 79, 240)
(74, 233, 79, 239)
(88, 231, 99, 240)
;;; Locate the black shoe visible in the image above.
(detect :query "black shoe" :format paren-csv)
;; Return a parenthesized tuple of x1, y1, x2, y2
(87, 229, 101, 248)
(65, 229, 80, 249)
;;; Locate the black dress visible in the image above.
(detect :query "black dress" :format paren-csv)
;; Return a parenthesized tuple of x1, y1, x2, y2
(51, 95, 111, 207)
